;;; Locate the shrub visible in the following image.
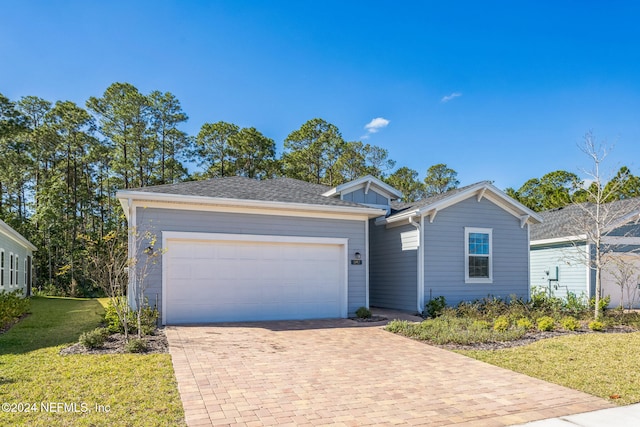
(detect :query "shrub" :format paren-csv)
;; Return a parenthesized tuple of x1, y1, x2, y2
(516, 317, 534, 330)
(589, 295, 611, 316)
(564, 292, 589, 317)
(105, 298, 135, 333)
(493, 316, 510, 332)
(424, 296, 447, 318)
(79, 327, 109, 349)
(472, 320, 491, 330)
(386, 314, 526, 345)
(355, 306, 372, 319)
(125, 338, 148, 353)
(588, 320, 605, 331)
(0, 290, 30, 328)
(138, 305, 159, 335)
(561, 316, 580, 331)
(537, 316, 555, 331)
(105, 298, 158, 336)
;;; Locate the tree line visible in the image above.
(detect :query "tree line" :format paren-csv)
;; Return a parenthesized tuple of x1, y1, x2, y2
(0, 82, 458, 296)
(3, 82, 635, 298)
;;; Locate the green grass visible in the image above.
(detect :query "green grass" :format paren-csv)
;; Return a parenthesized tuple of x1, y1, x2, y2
(0, 297, 185, 426)
(460, 332, 640, 405)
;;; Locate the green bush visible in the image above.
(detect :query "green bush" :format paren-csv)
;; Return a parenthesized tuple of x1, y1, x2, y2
(105, 298, 158, 336)
(424, 296, 447, 318)
(493, 315, 510, 332)
(125, 338, 148, 353)
(537, 316, 555, 332)
(355, 306, 372, 319)
(79, 327, 109, 349)
(561, 316, 580, 331)
(0, 290, 30, 328)
(589, 295, 611, 316)
(588, 320, 605, 331)
(564, 292, 589, 317)
(138, 305, 159, 335)
(516, 317, 534, 330)
(472, 320, 491, 330)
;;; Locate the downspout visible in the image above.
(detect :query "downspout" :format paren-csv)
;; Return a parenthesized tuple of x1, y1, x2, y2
(409, 216, 424, 313)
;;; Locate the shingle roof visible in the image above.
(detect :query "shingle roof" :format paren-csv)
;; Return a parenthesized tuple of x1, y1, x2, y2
(530, 198, 640, 241)
(388, 181, 493, 218)
(124, 176, 370, 208)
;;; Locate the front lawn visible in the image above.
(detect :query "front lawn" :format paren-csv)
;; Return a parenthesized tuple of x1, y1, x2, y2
(460, 332, 640, 405)
(0, 297, 185, 426)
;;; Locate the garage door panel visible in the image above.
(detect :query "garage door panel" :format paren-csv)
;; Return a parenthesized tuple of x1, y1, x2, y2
(164, 236, 346, 324)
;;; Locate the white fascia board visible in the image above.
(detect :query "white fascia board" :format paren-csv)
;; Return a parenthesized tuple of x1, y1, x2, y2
(117, 190, 386, 220)
(530, 235, 588, 246)
(0, 219, 37, 252)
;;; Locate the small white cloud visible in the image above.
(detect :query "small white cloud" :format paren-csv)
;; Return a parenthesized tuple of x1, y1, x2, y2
(441, 92, 462, 103)
(364, 117, 390, 133)
(361, 117, 389, 139)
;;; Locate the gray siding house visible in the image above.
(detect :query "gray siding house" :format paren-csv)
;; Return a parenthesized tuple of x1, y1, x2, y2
(0, 219, 36, 297)
(118, 176, 540, 324)
(530, 199, 640, 309)
(370, 182, 542, 312)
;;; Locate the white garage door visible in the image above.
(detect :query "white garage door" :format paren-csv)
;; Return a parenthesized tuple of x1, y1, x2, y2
(162, 232, 347, 324)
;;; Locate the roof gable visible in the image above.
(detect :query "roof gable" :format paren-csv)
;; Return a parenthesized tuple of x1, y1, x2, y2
(383, 181, 542, 226)
(322, 175, 403, 200)
(0, 219, 37, 251)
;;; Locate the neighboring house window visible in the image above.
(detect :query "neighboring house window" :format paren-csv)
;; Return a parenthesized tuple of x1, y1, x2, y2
(9, 253, 14, 286)
(15, 255, 19, 287)
(24, 258, 27, 286)
(0, 250, 4, 286)
(465, 227, 493, 283)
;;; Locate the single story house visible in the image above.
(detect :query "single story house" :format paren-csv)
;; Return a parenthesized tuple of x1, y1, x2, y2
(117, 176, 541, 324)
(0, 218, 36, 297)
(530, 199, 640, 308)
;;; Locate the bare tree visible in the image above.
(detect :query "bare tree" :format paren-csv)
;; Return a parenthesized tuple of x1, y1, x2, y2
(85, 230, 131, 339)
(128, 224, 163, 339)
(568, 133, 640, 318)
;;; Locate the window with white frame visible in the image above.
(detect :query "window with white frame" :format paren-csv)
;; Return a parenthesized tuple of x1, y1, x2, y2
(465, 227, 493, 283)
(24, 258, 27, 286)
(9, 253, 14, 286)
(15, 255, 19, 287)
(0, 250, 4, 287)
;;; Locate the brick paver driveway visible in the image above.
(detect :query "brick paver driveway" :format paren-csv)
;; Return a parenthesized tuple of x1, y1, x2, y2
(166, 320, 611, 426)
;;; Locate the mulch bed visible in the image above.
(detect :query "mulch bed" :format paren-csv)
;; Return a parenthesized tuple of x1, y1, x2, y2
(60, 329, 169, 355)
(350, 316, 388, 323)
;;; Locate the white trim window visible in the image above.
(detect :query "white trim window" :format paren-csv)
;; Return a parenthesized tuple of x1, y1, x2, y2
(24, 258, 28, 286)
(465, 227, 493, 283)
(9, 253, 14, 286)
(0, 250, 4, 287)
(15, 255, 19, 287)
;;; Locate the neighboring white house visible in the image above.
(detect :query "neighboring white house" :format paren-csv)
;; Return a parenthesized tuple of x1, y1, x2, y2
(530, 199, 640, 309)
(0, 219, 36, 297)
(117, 176, 542, 324)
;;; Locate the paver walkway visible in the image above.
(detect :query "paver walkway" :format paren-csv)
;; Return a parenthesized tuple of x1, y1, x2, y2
(166, 319, 612, 426)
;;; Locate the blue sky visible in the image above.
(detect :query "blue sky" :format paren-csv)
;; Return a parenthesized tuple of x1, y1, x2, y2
(2, 1, 640, 189)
